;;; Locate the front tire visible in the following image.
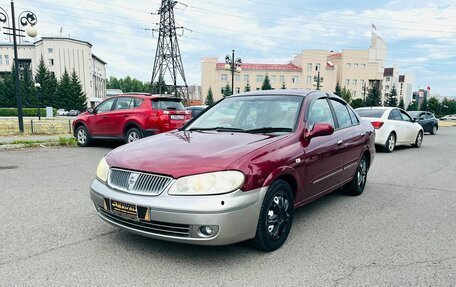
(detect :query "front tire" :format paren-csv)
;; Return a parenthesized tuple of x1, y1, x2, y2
(413, 131, 423, 148)
(343, 155, 368, 196)
(76, 126, 90, 147)
(126, 127, 142, 143)
(250, 180, 294, 252)
(384, 133, 396, 153)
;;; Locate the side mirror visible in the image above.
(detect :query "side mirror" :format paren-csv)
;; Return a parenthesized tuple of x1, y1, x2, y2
(87, 108, 95, 114)
(309, 123, 334, 138)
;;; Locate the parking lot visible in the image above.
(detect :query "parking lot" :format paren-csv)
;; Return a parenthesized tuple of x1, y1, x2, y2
(1, 128, 455, 286)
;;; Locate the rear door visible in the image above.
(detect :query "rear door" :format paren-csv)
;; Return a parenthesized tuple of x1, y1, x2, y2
(399, 110, 417, 142)
(90, 98, 117, 136)
(389, 109, 408, 143)
(303, 95, 345, 199)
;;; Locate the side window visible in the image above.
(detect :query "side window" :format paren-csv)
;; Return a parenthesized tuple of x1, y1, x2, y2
(95, 98, 116, 113)
(348, 107, 360, 125)
(400, 111, 412, 122)
(114, 97, 132, 110)
(132, 98, 144, 108)
(388, 111, 395, 120)
(330, 99, 352, 129)
(307, 98, 335, 129)
(391, 109, 402, 121)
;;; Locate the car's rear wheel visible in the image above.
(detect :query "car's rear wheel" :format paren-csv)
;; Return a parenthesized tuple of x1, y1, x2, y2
(430, 125, 438, 135)
(250, 180, 294, 252)
(126, 127, 142, 143)
(384, 133, 396, 153)
(413, 131, 423, 148)
(76, 125, 91, 147)
(343, 155, 368, 196)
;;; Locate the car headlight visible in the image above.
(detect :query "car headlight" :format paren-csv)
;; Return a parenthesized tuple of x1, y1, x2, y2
(168, 171, 245, 195)
(96, 157, 109, 182)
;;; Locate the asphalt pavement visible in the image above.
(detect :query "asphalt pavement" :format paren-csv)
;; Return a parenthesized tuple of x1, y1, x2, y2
(0, 128, 455, 286)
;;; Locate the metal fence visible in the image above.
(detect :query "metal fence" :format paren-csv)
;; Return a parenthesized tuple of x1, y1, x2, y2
(0, 119, 73, 135)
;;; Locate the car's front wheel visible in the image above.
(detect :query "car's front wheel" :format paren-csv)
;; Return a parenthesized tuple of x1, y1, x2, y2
(413, 131, 423, 148)
(75, 125, 90, 147)
(251, 180, 294, 252)
(126, 127, 142, 143)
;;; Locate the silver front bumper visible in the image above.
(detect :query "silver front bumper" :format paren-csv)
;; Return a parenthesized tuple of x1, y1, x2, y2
(90, 179, 268, 245)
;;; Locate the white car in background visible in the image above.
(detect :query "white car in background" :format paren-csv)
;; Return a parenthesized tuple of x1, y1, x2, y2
(355, 107, 424, 152)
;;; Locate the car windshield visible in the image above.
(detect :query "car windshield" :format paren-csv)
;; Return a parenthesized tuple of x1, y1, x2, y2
(356, 108, 387, 118)
(152, 98, 185, 110)
(186, 95, 303, 133)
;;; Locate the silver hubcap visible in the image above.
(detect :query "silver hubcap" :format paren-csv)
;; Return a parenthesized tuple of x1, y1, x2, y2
(77, 129, 86, 144)
(128, 131, 140, 143)
(388, 134, 395, 151)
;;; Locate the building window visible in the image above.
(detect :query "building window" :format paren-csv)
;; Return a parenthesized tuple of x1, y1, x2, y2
(49, 59, 54, 66)
(256, 88, 260, 90)
(292, 76, 299, 83)
(386, 77, 390, 82)
(235, 75, 240, 82)
(360, 79, 365, 87)
(307, 63, 312, 71)
(400, 83, 403, 89)
(306, 76, 312, 84)
(353, 91, 356, 97)
(353, 63, 358, 68)
(385, 85, 390, 90)
(256, 75, 264, 83)
(353, 79, 357, 86)
(270, 75, 276, 83)
(244, 74, 249, 82)
(315, 63, 320, 71)
(0, 55, 2, 65)
(5, 55, 9, 65)
(400, 90, 403, 95)
(361, 64, 366, 68)
(48, 48, 53, 53)
(346, 63, 351, 68)
(221, 74, 228, 81)
(279, 75, 284, 83)
(345, 79, 350, 86)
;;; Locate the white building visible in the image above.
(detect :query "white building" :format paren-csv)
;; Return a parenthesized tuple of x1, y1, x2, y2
(0, 37, 107, 107)
(382, 66, 414, 107)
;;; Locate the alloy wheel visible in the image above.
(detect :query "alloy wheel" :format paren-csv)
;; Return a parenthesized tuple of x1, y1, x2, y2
(77, 128, 86, 144)
(266, 191, 291, 241)
(387, 134, 395, 152)
(357, 158, 367, 190)
(127, 131, 140, 143)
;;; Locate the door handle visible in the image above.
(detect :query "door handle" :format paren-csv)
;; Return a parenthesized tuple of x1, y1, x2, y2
(360, 132, 365, 137)
(337, 140, 343, 146)
(124, 115, 130, 117)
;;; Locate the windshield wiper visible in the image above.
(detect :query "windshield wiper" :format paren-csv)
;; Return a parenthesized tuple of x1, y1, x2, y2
(243, 127, 292, 134)
(188, 127, 245, 132)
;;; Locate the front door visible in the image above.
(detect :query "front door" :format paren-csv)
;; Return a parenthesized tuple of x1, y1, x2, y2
(90, 98, 116, 136)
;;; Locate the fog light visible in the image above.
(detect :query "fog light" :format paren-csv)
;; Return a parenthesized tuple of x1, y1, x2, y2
(200, 226, 214, 236)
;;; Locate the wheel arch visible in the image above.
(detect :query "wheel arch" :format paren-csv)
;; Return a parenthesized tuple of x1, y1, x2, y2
(123, 121, 143, 138)
(263, 167, 300, 201)
(73, 121, 89, 137)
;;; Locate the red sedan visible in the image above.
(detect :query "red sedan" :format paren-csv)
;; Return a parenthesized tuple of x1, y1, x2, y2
(91, 90, 375, 251)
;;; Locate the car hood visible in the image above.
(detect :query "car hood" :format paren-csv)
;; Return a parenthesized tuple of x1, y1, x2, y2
(106, 130, 285, 178)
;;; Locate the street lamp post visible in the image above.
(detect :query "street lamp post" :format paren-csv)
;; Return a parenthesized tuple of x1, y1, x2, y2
(34, 82, 41, 120)
(224, 50, 242, 95)
(0, 1, 38, 133)
(313, 67, 323, 90)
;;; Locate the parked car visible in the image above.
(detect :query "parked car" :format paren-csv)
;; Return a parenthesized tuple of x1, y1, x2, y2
(68, 110, 81, 116)
(90, 90, 375, 251)
(356, 107, 424, 152)
(72, 93, 191, 146)
(407, 111, 438, 135)
(440, 114, 456, 121)
(186, 105, 207, 118)
(57, 109, 69, 116)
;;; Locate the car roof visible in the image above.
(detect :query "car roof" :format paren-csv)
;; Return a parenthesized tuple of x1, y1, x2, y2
(109, 93, 182, 100)
(231, 89, 313, 98)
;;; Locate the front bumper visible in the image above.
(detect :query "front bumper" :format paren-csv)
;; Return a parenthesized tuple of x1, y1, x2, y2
(90, 179, 267, 245)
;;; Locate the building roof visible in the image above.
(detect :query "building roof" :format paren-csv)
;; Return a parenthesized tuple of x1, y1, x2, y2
(92, 54, 107, 65)
(216, 63, 302, 71)
(383, 67, 394, 77)
(34, 37, 92, 47)
(327, 53, 342, 59)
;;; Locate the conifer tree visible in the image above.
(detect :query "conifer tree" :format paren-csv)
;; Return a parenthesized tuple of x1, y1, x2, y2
(205, 87, 214, 105)
(244, 81, 251, 92)
(261, 74, 272, 90)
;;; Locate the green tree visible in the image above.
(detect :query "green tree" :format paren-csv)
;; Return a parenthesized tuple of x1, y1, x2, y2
(261, 74, 272, 90)
(365, 82, 381, 107)
(281, 82, 286, 89)
(20, 64, 35, 108)
(0, 67, 15, 108)
(334, 81, 341, 96)
(428, 97, 440, 115)
(69, 70, 87, 110)
(350, 98, 365, 109)
(34, 55, 58, 108)
(398, 96, 405, 109)
(384, 86, 398, 107)
(420, 95, 428, 111)
(56, 69, 72, 109)
(244, 81, 251, 92)
(222, 83, 232, 98)
(151, 75, 169, 94)
(340, 87, 352, 103)
(407, 101, 418, 111)
(205, 87, 214, 105)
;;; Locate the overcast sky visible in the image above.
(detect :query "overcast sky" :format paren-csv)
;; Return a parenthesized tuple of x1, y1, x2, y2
(1, 0, 455, 98)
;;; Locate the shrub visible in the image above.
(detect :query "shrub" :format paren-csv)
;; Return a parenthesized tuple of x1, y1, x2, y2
(0, 108, 56, 117)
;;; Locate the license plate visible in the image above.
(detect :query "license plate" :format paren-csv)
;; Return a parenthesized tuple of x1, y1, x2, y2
(110, 200, 137, 217)
(170, 115, 185, 120)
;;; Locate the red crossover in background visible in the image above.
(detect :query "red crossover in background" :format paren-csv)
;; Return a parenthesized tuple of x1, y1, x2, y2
(73, 93, 191, 146)
(90, 90, 376, 251)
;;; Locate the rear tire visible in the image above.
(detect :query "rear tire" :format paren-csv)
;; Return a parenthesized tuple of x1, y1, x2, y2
(430, 125, 438, 135)
(250, 180, 294, 252)
(75, 125, 90, 147)
(126, 127, 142, 143)
(384, 133, 396, 153)
(413, 131, 423, 148)
(342, 155, 368, 196)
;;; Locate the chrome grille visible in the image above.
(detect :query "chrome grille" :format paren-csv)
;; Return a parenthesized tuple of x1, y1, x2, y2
(108, 168, 173, 195)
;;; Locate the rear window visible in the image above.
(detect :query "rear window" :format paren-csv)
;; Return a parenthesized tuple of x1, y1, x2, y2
(356, 108, 386, 118)
(152, 98, 185, 110)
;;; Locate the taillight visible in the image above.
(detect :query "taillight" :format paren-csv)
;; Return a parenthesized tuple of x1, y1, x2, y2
(371, 121, 384, 129)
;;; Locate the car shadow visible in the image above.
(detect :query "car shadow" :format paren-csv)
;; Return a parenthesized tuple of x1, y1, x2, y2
(89, 139, 124, 149)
